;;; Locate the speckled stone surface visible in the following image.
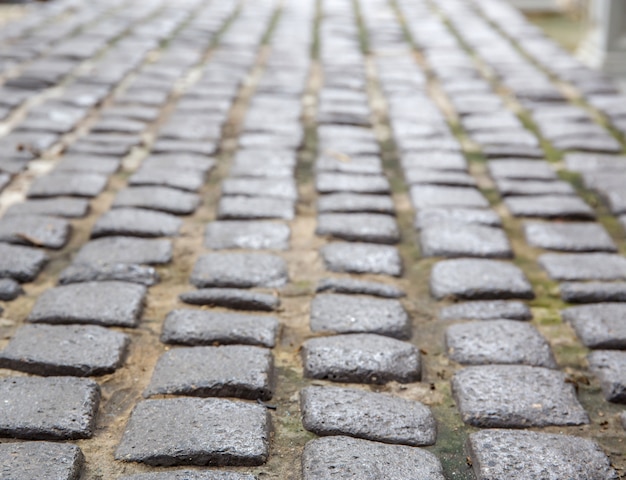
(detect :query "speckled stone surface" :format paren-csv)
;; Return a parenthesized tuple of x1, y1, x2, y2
(414, 207, 502, 230)
(217, 196, 295, 220)
(301, 386, 436, 446)
(113, 186, 200, 215)
(316, 213, 400, 244)
(180, 289, 279, 311)
(562, 303, 626, 349)
(0, 442, 85, 480)
(119, 473, 255, 480)
(410, 185, 489, 209)
(523, 221, 616, 252)
(320, 242, 402, 277)
(539, 253, 626, 281)
(420, 223, 512, 258)
(0, 214, 71, 249)
(317, 193, 395, 215)
(58, 263, 159, 286)
(4, 197, 90, 218)
(205, 221, 290, 250)
(316, 277, 405, 298)
(316, 173, 390, 194)
(73, 237, 173, 265)
(190, 253, 288, 288)
(559, 282, 626, 303)
(0, 243, 49, 282)
(439, 301, 532, 321)
(587, 350, 626, 403)
(505, 195, 595, 220)
(91, 208, 182, 238)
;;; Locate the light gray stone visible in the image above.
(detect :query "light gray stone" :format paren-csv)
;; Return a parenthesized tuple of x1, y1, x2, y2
(562, 303, 626, 349)
(316, 173, 390, 194)
(0, 278, 22, 300)
(400, 151, 467, 171)
(53, 155, 121, 175)
(414, 207, 502, 230)
(317, 193, 395, 215)
(92, 208, 182, 238)
(316, 213, 400, 244)
(439, 301, 532, 321)
(588, 350, 626, 403)
(404, 168, 476, 187)
(420, 223, 512, 258)
(180, 289, 279, 311)
(218, 196, 295, 220)
(524, 221, 616, 252)
(119, 472, 254, 480)
(410, 185, 489, 209)
(494, 179, 575, 197)
(505, 195, 595, 219)
(488, 159, 557, 180)
(316, 277, 405, 298)
(58, 262, 159, 286)
(0, 214, 71, 249)
(315, 154, 383, 175)
(0, 442, 84, 480)
(129, 167, 205, 192)
(560, 281, 626, 303)
(113, 187, 200, 215)
(190, 253, 288, 289)
(539, 253, 626, 281)
(0, 243, 48, 282)
(205, 221, 290, 250)
(27, 172, 108, 198)
(222, 178, 297, 200)
(321, 242, 402, 277)
(74, 237, 172, 265)
(4, 197, 90, 218)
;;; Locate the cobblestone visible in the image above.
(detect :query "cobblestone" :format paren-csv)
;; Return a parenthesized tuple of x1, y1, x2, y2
(559, 281, 626, 303)
(28, 172, 109, 198)
(120, 473, 255, 480)
(524, 221, 616, 252)
(0, 242, 48, 282)
(320, 242, 403, 277)
(0, 214, 71, 249)
(0, 442, 85, 480)
(439, 300, 532, 321)
(588, 350, 626, 403)
(539, 253, 626, 281)
(316, 277, 405, 298)
(420, 223, 512, 258)
(73, 236, 173, 265)
(92, 208, 183, 238)
(205, 221, 290, 250)
(505, 195, 596, 219)
(3, 197, 90, 218)
(414, 207, 502, 229)
(190, 253, 288, 289)
(180, 289, 280, 312)
(562, 303, 626, 349)
(113, 187, 200, 215)
(316, 213, 400, 244)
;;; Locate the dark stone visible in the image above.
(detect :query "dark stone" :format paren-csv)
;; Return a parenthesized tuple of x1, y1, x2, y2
(0, 214, 71, 249)
(410, 185, 489, 209)
(302, 333, 421, 384)
(28, 172, 108, 198)
(439, 301, 532, 321)
(560, 281, 626, 303)
(539, 253, 626, 281)
(0, 376, 100, 440)
(316, 213, 400, 244)
(115, 398, 270, 466)
(0, 278, 23, 300)
(316, 277, 405, 298)
(92, 208, 182, 238)
(467, 430, 618, 480)
(316, 173, 390, 194)
(524, 221, 616, 252)
(0, 324, 129, 376)
(505, 195, 596, 220)
(0, 442, 85, 480)
(161, 309, 279, 348)
(74, 237, 173, 265)
(180, 289, 279, 311)
(59, 262, 159, 286)
(129, 168, 205, 192)
(452, 365, 588, 427)
(321, 242, 402, 277)
(420, 223, 512, 258)
(119, 473, 254, 480)
(0, 243, 48, 282)
(561, 303, 626, 349)
(588, 350, 626, 403)
(205, 221, 289, 250)
(218, 196, 295, 220)
(28, 281, 146, 328)
(4, 197, 90, 218)
(414, 207, 502, 230)
(190, 253, 288, 289)
(310, 294, 410, 339)
(302, 436, 445, 480)
(301, 386, 436, 446)
(145, 345, 274, 400)
(488, 159, 557, 180)
(113, 187, 200, 215)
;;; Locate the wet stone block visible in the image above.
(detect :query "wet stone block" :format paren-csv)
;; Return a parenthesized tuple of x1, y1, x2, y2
(316, 277, 404, 298)
(445, 320, 556, 367)
(452, 365, 589, 427)
(0, 278, 22, 300)
(0, 323, 129, 376)
(145, 345, 274, 400)
(317, 193, 395, 215)
(28, 281, 146, 328)
(316, 173, 390, 194)
(180, 289, 279, 312)
(301, 386, 436, 446)
(539, 253, 626, 281)
(562, 303, 626, 349)
(302, 333, 421, 384)
(310, 293, 410, 339)
(505, 195, 595, 220)
(0, 243, 48, 282)
(59, 262, 159, 286)
(430, 259, 534, 300)
(74, 237, 172, 265)
(129, 168, 205, 192)
(113, 187, 200, 215)
(410, 185, 489, 209)
(0, 376, 100, 440)
(190, 253, 288, 289)
(0, 442, 85, 480)
(420, 223, 512, 258)
(439, 300, 532, 321)
(92, 208, 182, 239)
(560, 281, 626, 303)
(488, 159, 557, 180)
(120, 472, 255, 480)
(302, 436, 445, 480)
(28, 172, 108, 198)
(161, 309, 279, 348)
(218, 196, 294, 221)
(467, 430, 618, 480)
(205, 221, 290, 250)
(115, 398, 270, 466)
(414, 207, 502, 230)
(588, 350, 626, 403)
(4, 197, 90, 218)
(0, 214, 71, 249)
(524, 221, 616, 252)
(316, 213, 400, 244)
(321, 242, 402, 277)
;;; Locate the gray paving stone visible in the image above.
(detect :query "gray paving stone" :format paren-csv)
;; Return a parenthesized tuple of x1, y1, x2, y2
(315, 154, 383, 175)
(488, 159, 557, 180)
(0, 376, 100, 440)
(410, 185, 489, 209)
(560, 281, 626, 303)
(472, 130, 540, 148)
(129, 168, 205, 192)
(552, 135, 622, 153)
(28, 172, 108, 198)
(190, 253, 288, 289)
(0, 278, 22, 300)
(152, 139, 218, 157)
(59, 262, 159, 286)
(562, 303, 626, 349)
(180, 289, 279, 311)
(0, 214, 71, 249)
(494, 178, 576, 197)
(505, 195, 596, 219)
(564, 152, 626, 172)
(74, 237, 173, 265)
(400, 151, 467, 171)
(317, 193, 395, 215)
(430, 259, 534, 300)
(621, 214, 626, 232)
(316, 173, 390, 194)
(115, 397, 270, 466)
(310, 294, 410, 339)
(524, 221, 616, 252)
(302, 436, 445, 480)
(4, 197, 90, 218)
(482, 145, 544, 159)
(467, 430, 618, 480)
(142, 154, 216, 174)
(145, 345, 274, 400)
(162, 309, 279, 348)
(316, 277, 405, 298)
(0, 442, 85, 480)
(302, 333, 421, 384)
(0, 242, 48, 282)
(404, 168, 476, 187)
(539, 253, 626, 281)
(113, 187, 200, 215)
(420, 223, 512, 258)
(28, 281, 146, 328)
(205, 221, 289, 250)
(120, 473, 254, 480)
(588, 350, 626, 403)
(0, 324, 129, 376)
(316, 213, 400, 244)
(414, 207, 502, 230)
(92, 208, 182, 238)
(321, 242, 402, 277)
(452, 365, 588, 427)
(221, 178, 297, 200)
(446, 320, 556, 367)
(439, 301, 532, 321)
(301, 386, 435, 446)
(218, 196, 294, 221)
(53, 155, 121, 175)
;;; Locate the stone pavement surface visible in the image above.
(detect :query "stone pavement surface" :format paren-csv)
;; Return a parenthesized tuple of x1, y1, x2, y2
(0, 0, 624, 478)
